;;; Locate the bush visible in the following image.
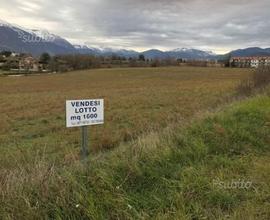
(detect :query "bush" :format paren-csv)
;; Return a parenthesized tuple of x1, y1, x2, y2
(253, 66, 270, 88)
(237, 66, 270, 96)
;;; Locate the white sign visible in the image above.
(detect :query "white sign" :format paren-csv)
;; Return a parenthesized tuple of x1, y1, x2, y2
(66, 99, 104, 128)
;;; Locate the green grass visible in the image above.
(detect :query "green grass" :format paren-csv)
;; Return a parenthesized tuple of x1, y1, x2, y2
(1, 93, 269, 219)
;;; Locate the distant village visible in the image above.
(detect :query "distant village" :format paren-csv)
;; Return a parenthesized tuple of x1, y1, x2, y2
(1, 50, 270, 75)
(0, 51, 50, 73)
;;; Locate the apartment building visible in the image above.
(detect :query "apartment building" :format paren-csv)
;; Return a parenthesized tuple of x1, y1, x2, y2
(230, 56, 270, 68)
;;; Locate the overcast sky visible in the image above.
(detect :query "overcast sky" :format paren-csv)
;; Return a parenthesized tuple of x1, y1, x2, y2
(0, 0, 269, 53)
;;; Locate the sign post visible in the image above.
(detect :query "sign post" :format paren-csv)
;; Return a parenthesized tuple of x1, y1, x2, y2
(66, 99, 104, 160)
(81, 126, 89, 158)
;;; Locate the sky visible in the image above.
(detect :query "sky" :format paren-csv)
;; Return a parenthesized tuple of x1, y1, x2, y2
(0, 0, 270, 54)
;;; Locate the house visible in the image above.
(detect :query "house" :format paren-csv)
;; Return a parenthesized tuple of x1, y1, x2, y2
(4, 55, 43, 72)
(19, 56, 42, 72)
(0, 52, 49, 73)
(230, 56, 270, 68)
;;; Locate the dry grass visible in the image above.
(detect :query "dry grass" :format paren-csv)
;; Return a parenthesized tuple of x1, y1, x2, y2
(0, 67, 250, 154)
(253, 66, 270, 88)
(1, 67, 269, 219)
(0, 67, 251, 162)
(237, 66, 270, 96)
(0, 92, 269, 219)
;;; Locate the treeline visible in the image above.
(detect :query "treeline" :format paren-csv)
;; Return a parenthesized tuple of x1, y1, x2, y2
(47, 54, 225, 72)
(45, 53, 184, 72)
(1, 50, 225, 74)
(47, 54, 102, 72)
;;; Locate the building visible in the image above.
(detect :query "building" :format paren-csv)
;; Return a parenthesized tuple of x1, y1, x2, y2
(19, 56, 42, 72)
(0, 53, 47, 73)
(230, 56, 270, 68)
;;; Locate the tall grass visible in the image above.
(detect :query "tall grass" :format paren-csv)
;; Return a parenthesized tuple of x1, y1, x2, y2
(237, 66, 270, 96)
(253, 66, 270, 88)
(1, 94, 269, 219)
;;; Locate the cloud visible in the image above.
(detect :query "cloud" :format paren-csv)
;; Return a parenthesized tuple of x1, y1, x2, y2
(0, 0, 269, 53)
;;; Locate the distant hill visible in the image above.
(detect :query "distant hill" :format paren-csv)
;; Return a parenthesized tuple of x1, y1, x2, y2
(166, 48, 216, 60)
(0, 19, 269, 59)
(230, 47, 270, 57)
(142, 49, 168, 59)
(73, 46, 217, 60)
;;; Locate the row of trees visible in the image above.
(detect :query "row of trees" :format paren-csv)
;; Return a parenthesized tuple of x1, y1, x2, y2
(1, 50, 227, 73)
(40, 53, 185, 72)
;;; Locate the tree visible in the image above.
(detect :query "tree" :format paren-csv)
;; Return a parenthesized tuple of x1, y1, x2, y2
(151, 59, 160, 67)
(223, 52, 232, 67)
(0, 51, 12, 57)
(138, 54, 145, 61)
(39, 53, 51, 64)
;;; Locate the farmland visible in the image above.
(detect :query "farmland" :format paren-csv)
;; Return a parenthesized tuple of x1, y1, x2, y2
(0, 67, 250, 157)
(2, 66, 269, 219)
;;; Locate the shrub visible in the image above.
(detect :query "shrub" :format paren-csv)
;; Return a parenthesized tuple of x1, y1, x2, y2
(253, 65, 270, 88)
(237, 65, 270, 96)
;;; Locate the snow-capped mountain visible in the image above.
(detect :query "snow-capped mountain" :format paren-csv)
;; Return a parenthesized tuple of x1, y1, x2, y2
(167, 48, 216, 59)
(172, 48, 193, 52)
(140, 48, 216, 60)
(0, 19, 76, 56)
(0, 19, 218, 58)
(31, 29, 74, 50)
(73, 44, 139, 57)
(73, 44, 102, 55)
(1, 19, 269, 59)
(100, 48, 139, 58)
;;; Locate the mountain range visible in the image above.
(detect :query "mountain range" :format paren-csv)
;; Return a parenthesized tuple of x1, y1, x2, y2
(1, 19, 270, 59)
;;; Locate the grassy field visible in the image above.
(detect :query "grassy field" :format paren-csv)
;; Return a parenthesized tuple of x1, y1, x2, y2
(0, 67, 251, 161)
(0, 87, 269, 219)
(4, 66, 269, 219)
